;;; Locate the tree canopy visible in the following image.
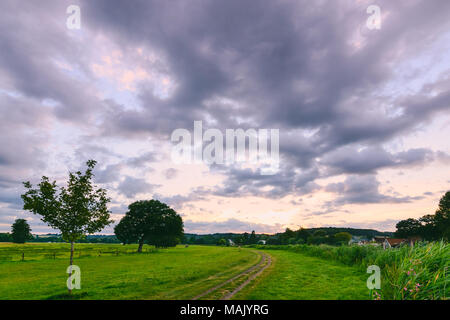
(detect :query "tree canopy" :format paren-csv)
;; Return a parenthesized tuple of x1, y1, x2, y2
(114, 199, 184, 252)
(334, 232, 352, 244)
(395, 191, 449, 241)
(11, 219, 32, 243)
(21, 159, 112, 270)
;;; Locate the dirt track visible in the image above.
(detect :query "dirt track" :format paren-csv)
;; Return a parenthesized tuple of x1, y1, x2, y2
(192, 250, 272, 300)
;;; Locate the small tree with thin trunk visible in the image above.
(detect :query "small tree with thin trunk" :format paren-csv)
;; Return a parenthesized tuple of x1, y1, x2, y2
(21, 160, 112, 293)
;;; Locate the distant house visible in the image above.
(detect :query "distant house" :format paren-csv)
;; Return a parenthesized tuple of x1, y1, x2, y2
(377, 236, 422, 249)
(349, 236, 373, 246)
(406, 236, 422, 247)
(374, 236, 387, 245)
(227, 239, 235, 246)
(258, 240, 266, 245)
(383, 238, 405, 249)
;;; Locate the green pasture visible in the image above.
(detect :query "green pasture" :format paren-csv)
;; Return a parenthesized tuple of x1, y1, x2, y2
(0, 244, 259, 300)
(234, 249, 370, 300)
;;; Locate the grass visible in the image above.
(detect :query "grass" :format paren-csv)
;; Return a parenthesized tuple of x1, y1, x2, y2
(0, 244, 258, 300)
(3, 242, 439, 300)
(247, 241, 449, 300)
(0, 242, 156, 262)
(233, 249, 370, 300)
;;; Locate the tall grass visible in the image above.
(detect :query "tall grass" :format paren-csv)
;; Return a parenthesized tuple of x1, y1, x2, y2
(248, 241, 449, 300)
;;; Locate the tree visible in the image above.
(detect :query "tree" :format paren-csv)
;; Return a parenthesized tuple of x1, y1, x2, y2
(217, 238, 227, 246)
(279, 228, 296, 244)
(295, 228, 311, 242)
(418, 214, 436, 240)
(333, 232, 352, 245)
(114, 200, 183, 252)
(0, 233, 12, 242)
(394, 191, 449, 241)
(437, 191, 450, 213)
(11, 219, 32, 243)
(313, 230, 327, 237)
(114, 215, 138, 245)
(434, 191, 450, 240)
(21, 160, 112, 293)
(249, 230, 257, 244)
(242, 232, 249, 245)
(395, 218, 422, 238)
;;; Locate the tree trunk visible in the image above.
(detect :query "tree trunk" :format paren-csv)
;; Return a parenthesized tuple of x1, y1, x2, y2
(68, 241, 74, 294)
(138, 239, 144, 253)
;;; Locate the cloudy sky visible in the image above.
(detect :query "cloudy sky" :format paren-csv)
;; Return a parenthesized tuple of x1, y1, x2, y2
(0, 0, 449, 234)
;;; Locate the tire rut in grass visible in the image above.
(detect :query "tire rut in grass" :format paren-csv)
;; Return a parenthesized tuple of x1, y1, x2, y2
(192, 251, 272, 300)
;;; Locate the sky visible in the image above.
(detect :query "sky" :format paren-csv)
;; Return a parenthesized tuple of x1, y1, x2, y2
(0, 0, 449, 235)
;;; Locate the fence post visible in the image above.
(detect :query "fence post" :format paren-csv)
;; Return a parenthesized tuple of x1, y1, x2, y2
(22, 252, 24, 261)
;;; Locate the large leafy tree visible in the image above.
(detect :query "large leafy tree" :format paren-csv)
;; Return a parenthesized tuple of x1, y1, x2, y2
(114, 200, 183, 252)
(114, 215, 138, 245)
(11, 219, 33, 243)
(21, 160, 112, 274)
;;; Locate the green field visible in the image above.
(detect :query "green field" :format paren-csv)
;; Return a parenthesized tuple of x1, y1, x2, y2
(0, 244, 260, 300)
(0, 242, 374, 300)
(233, 249, 370, 300)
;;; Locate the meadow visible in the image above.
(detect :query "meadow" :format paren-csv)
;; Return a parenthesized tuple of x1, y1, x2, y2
(0, 244, 260, 300)
(232, 249, 370, 300)
(0, 242, 447, 300)
(248, 241, 449, 300)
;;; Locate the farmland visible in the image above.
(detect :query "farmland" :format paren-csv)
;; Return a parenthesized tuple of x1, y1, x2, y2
(0, 242, 447, 300)
(0, 244, 260, 300)
(0, 243, 372, 300)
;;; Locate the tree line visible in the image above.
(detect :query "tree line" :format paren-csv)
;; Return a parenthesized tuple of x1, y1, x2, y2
(265, 228, 353, 246)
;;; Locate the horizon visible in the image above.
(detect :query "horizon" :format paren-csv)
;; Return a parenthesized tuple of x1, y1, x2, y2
(17, 225, 396, 237)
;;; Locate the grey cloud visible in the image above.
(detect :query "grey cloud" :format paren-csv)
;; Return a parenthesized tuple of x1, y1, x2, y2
(164, 168, 178, 180)
(80, 0, 450, 198)
(0, 0, 449, 232)
(126, 152, 158, 168)
(94, 163, 123, 184)
(117, 176, 160, 199)
(324, 175, 423, 206)
(321, 146, 434, 175)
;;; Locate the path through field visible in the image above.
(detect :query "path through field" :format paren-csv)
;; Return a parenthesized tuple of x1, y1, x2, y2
(192, 251, 272, 300)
